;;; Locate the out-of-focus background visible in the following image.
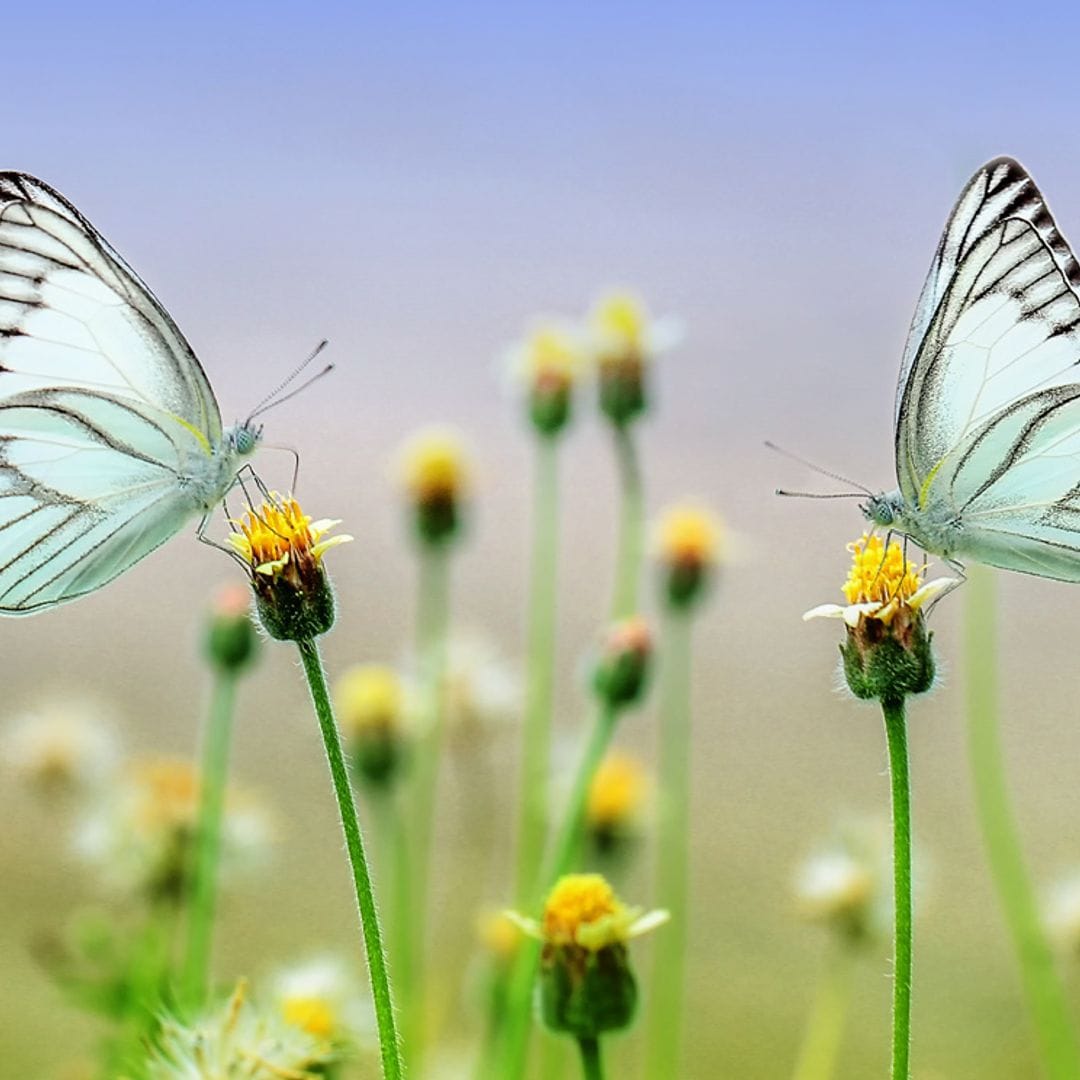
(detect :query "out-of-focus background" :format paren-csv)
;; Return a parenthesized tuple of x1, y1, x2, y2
(4, 3, 1080, 1077)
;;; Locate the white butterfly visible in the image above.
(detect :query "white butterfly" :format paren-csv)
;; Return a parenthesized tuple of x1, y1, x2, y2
(864, 156, 1080, 581)
(0, 173, 259, 613)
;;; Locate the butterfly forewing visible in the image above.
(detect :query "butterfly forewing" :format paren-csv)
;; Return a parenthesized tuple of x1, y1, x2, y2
(0, 174, 240, 612)
(896, 157, 1080, 580)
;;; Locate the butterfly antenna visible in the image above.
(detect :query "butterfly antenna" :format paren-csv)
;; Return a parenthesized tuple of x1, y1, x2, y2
(764, 441, 873, 495)
(775, 489, 866, 499)
(246, 340, 331, 421)
(248, 364, 335, 420)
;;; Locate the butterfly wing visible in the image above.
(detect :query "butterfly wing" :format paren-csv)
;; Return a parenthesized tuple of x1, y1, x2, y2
(0, 174, 228, 612)
(895, 157, 1080, 578)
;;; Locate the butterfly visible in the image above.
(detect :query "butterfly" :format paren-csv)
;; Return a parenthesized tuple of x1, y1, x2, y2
(0, 173, 261, 613)
(862, 156, 1080, 581)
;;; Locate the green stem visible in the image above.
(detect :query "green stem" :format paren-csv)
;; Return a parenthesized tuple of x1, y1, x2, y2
(791, 941, 856, 1080)
(577, 1035, 604, 1080)
(297, 638, 403, 1080)
(964, 567, 1080, 1078)
(881, 697, 912, 1080)
(514, 436, 561, 907)
(610, 424, 644, 620)
(405, 545, 451, 1064)
(499, 700, 621, 1078)
(181, 669, 238, 1008)
(376, 790, 413, 1067)
(644, 609, 693, 1079)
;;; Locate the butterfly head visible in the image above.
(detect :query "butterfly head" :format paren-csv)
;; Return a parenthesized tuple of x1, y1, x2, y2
(862, 489, 905, 528)
(228, 420, 262, 458)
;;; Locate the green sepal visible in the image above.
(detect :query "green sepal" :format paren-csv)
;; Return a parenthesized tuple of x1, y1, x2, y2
(539, 942, 638, 1038)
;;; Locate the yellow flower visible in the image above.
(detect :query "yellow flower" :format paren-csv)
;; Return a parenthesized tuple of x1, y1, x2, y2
(804, 533, 954, 702)
(399, 427, 469, 504)
(508, 874, 668, 1038)
(588, 290, 680, 425)
(335, 665, 407, 737)
(514, 323, 583, 389)
(145, 980, 333, 1077)
(76, 756, 271, 898)
(587, 752, 649, 833)
(229, 494, 350, 580)
(228, 493, 351, 641)
(656, 504, 721, 567)
(334, 665, 410, 786)
(274, 956, 372, 1045)
(533, 874, 667, 952)
(477, 908, 524, 964)
(803, 533, 956, 628)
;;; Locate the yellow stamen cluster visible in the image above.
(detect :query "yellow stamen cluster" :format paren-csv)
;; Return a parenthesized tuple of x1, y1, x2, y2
(335, 664, 405, 736)
(542, 874, 633, 950)
(399, 429, 469, 503)
(281, 995, 337, 1039)
(228, 495, 349, 579)
(131, 758, 200, 831)
(657, 505, 721, 567)
(592, 292, 647, 355)
(522, 325, 581, 388)
(842, 533, 923, 609)
(587, 752, 648, 829)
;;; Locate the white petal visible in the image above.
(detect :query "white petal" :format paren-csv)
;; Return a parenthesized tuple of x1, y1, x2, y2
(802, 603, 846, 622)
(908, 576, 959, 610)
(628, 909, 671, 938)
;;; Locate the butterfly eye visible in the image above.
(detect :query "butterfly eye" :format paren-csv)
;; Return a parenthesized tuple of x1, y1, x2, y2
(234, 426, 258, 455)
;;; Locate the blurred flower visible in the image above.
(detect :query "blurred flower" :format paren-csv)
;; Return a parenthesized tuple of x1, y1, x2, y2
(142, 980, 332, 1078)
(593, 616, 653, 709)
(335, 664, 412, 787)
(477, 908, 524, 970)
(76, 756, 271, 901)
(204, 582, 259, 673)
(438, 634, 521, 747)
(804, 533, 953, 703)
(588, 290, 681, 426)
(795, 820, 891, 943)
(654, 503, 722, 610)
(228, 493, 351, 642)
(509, 873, 667, 1038)
(397, 425, 471, 548)
(1044, 871, 1080, 956)
(507, 321, 584, 436)
(1, 701, 118, 794)
(586, 751, 650, 854)
(272, 955, 374, 1048)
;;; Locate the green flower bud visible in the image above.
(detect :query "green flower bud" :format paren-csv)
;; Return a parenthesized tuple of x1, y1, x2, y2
(593, 617, 652, 709)
(204, 584, 259, 673)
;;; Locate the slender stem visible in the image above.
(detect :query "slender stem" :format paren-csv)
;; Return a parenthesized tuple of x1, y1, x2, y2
(405, 545, 451, 1064)
(964, 567, 1080, 1078)
(297, 638, 403, 1080)
(181, 670, 238, 1008)
(644, 609, 693, 1079)
(514, 436, 561, 906)
(577, 1035, 604, 1080)
(376, 790, 413, 1066)
(791, 941, 856, 1080)
(881, 697, 912, 1080)
(499, 700, 621, 1078)
(610, 424, 644, 620)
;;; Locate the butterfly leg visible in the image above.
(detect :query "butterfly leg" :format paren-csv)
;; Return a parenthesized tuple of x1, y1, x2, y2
(195, 509, 249, 565)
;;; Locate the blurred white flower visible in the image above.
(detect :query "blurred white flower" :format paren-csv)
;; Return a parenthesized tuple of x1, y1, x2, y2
(794, 819, 891, 942)
(142, 980, 332, 1078)
(271, 954, 374, 1047)
(1044, 871, 1080, 956)
(75, 755, 272, 899)
(1, 701, 119, 793)
(434, 634, 521, 746)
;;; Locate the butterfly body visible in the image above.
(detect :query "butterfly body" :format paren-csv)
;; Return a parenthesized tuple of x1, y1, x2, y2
(874, 156, 1080, 583)
(0, 173, 257, 613)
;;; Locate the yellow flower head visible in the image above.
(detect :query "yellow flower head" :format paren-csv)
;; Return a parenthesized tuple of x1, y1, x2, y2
(656, 505, 722, 569)
(335, 665, 406, 737)
(273, 956, 370, 1046)
(282, 996, 336, 1039)
(538, 873, 666, 951)
(228, 494, 350, 581)
(399, 427, 469, 504)
(518, 323, 582, 390)
(477, 909, 524, 963)
(228, 494, 350, 641)
(591, 292, 648, 356)
(587, 752, 649, 831)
